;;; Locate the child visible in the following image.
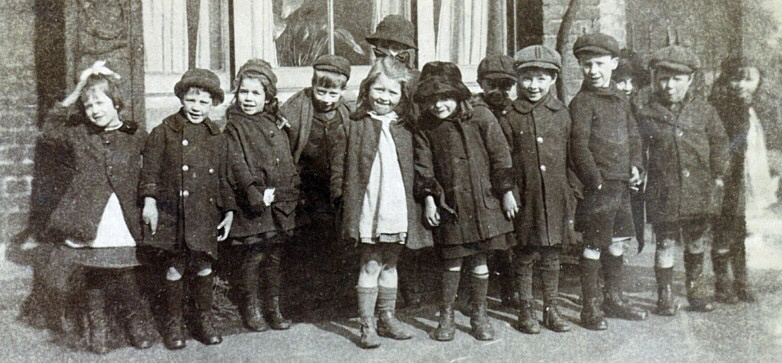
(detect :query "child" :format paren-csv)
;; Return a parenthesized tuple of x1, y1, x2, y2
(569, 33, 648, 330)
(505, 45, 573, 334)
(414, 61, 518, 341)
(43, 61, 153, 353)
(224, 59, 297, 333)
(281, 55, 352, 292)
(475, 54, 519, 308)
(638, 44, 728, 315)
(709, 54, 782, 304)
(141, 68, 234, 349)
(330, 56, 433, 349)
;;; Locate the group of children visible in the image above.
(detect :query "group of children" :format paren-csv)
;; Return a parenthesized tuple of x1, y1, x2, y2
(42, 13, 765, 353)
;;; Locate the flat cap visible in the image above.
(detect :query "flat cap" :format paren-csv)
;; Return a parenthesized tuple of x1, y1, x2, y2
(650, 45, 701, 73)
(514, 45, 562, 71)
(573, 33, 620, 58)
(477, 55, 516, 82)
(313, 54, 351, 80)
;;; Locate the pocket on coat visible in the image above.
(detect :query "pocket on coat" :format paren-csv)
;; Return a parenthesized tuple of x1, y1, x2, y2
(482, 182, 500, 210)
(273, 201, 297, 216)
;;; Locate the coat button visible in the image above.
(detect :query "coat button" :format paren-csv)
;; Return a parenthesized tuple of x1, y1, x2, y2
(676, 130, 683, 137)
(501, 110, 507, 115)
(275, 158, 280, 165)
(209, 168, 215, 174)
(182, 139, 189, 146)
(540, 165, 547, 172)
(181, 190, 190, 197)
(182, 165, 189, 171)
(270, 131, 275, 137)
(683, 169, 690, 177)
(537, 137, 543, 143)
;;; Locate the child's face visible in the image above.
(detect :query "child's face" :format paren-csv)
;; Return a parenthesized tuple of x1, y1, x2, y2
(81, 85, 121, 129)
(655, 69, 693, 104)
(517, 69, 556, 102)
(729, 66, 760, 104)
(427, 96, 458, 119)
(478, 79, 514, 107)
(237, 78, 267, 115)
(181, 88, 214, 123)
(616, 77, 634, 95)
(368, 73, 402, 115)
(578, 54, 618, 89)
(313, 86, 344, 112)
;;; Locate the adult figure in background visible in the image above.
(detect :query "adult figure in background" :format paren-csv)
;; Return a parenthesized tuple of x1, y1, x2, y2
(708, 54, 782, 304)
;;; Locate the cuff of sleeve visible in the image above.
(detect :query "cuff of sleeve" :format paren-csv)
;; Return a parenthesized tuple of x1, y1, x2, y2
(414, 176, 443, 201)
(491, 168, 515, 195)
(139, 183, 158, 199)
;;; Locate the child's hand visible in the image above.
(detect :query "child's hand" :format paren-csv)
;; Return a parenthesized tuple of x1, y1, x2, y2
(502, 191, 519, 220)
(142, 197, 158, 235)
(217, 211, 234, 241)
(629, 166, 642, 190)
(424, 196, 440, 227)
(263, 188, 276, 206)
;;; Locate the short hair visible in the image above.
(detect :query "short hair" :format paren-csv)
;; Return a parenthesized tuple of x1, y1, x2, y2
(78, 74, 125, 115)
(312, 69, 348, 90)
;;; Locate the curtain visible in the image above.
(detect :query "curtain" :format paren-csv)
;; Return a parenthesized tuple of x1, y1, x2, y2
(143, 0, 188, 73)
(233, 0, 278, 67)
(371, 0, 412, 31)
(434, 0, 489, 65)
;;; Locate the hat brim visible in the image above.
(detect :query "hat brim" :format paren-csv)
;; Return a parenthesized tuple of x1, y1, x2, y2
(366, 33, 418, 50)
(515, 61, 561, 72)
(574, 46, 617, 58)
(175, 80, 225, 105)
(480, 72, 518, 82)
(413, 77, 472, 103)
(652, 61, 694, 74)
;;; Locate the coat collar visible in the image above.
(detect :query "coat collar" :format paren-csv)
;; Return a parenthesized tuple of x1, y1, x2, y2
(165, 109, 220, 135)
(579, 81, 627, 99)
(512, 93, 564, 114)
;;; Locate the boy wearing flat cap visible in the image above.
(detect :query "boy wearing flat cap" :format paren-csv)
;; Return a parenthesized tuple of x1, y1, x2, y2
(569, 33, 648, 331)
(638, 45, 728, 315)
(475, 54, 518, 308)
(503, 45, 576, 334)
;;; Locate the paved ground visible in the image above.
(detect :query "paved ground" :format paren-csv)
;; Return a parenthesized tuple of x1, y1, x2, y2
(2, 216, 782, 362)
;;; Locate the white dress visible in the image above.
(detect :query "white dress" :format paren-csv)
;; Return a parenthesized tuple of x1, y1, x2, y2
(743, 107, 779, 217)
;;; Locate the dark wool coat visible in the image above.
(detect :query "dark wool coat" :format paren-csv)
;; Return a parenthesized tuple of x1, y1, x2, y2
(501, 95, 578, 247)
(44, 106, 146, 245)
(638, 95, 729, 224)
(712, 100, 782, 219)
(140, 111, 235, 258)
(414, 104, 515, 246)
(224, 106, 301, 238)
(569, 83, 644, 190)
(329, 113, 433, 249)
(281, 87, 353, 163)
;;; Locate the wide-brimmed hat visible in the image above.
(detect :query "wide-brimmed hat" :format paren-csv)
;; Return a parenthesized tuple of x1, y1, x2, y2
(366, 15, 417, 50)
(477, 55, 517, 82)
(414, 61, 472, 103)
(650, 45, 700, 74)
(174, 68, 224, 105)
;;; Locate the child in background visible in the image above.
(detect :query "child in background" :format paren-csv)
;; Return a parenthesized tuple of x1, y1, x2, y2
(569, 33, 648, 330)
(504, 45, 574, 334)
(414, 61, 517, 342)
(43, 61, 153, 353)
(141, 68, 234, 349)
(224, 59, 297, 333)
(330, 57, 433, 349)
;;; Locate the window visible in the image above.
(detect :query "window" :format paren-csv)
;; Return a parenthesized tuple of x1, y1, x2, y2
(142, 0, 533, 101)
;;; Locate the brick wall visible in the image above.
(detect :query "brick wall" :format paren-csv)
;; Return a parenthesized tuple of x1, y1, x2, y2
(0, 0, 38, 242)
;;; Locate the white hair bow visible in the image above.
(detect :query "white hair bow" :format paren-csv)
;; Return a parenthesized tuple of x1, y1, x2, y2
(79, 60, 121, 82)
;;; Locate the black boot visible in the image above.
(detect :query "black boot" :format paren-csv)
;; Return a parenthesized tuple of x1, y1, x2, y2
(469, 275, 494, 341)
(114, 271, 153, 349)
(432, 271, 459, 341)
(356, 286, 380, 349)
(192, 275, 222, 345)
(86, 288, 109, 354)
(731, 243, 756, 303)
(496, 248, 519, 308)
(579, 258, 607, 330)
(376, 287, 412, 340)
(712, 251, 738, 304)
(540, 254, 569, 332)
(684, 253, 715, 312)
(266, 296, 292, 330)
(263, 251, 291, 330)
(653, 267, 678, 316)
(164, 279, 186, 350)
(516, 300, 540, 334)
(602, 255, 648, 320)
(241, 260, 268, 331)
(399, 249, 424, 309)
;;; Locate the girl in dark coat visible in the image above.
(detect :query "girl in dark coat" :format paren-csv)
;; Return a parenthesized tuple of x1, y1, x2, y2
(43, 62, 153, 353)
(141, 68, 234, 349)
(330, 57, 432, 349)
(414, 61, 517, 342)
(224, 59, 297, 333)
(709, 55, 782, 304)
